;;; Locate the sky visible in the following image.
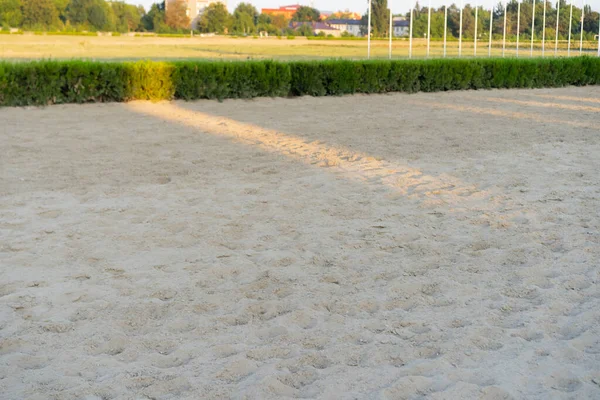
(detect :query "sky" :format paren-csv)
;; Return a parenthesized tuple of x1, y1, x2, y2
(130, 0, 600, 16)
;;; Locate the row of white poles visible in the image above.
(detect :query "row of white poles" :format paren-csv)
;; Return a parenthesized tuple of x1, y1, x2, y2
(368, 0, 600, 59)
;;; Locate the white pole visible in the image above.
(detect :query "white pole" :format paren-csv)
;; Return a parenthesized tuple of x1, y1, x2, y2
(531, 0, 536, 56)
(368, 0, 372, 59)
(444, 5, 448, 57)
(489, 5, 494, 56)
(503, 1, 507, 57)
(459, 0, 464, 56)
(474, 0, 479, 56)
(579, 0, 584, 55)
(554, 0, 560, 56)
(516, 0, 521, 56)
(598, 10, 600, 56)
(427, 0, 432, 57)
(542, 0, 547, 56)
(409, 6, 413, 58)
(568, 3, 573, 56)
(389, 10, 393, 59)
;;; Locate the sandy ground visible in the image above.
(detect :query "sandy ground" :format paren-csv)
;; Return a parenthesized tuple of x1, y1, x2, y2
(1, 87, 599, 399)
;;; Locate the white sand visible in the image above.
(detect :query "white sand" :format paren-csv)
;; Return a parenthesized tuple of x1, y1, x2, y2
(1, 87, 599, 399)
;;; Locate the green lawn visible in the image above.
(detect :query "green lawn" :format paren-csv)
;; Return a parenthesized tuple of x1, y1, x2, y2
(0, 34, 597, 61)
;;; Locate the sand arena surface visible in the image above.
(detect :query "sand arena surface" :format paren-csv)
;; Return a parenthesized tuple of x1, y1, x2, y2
(1, 87, 599, 399)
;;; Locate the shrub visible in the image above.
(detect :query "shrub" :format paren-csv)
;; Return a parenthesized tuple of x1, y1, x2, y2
(157, 33, 188, 38)
(0, 61, 129, 106)
(1, 57, 599, 107)
(125, 61, 175, 101)
(173, 61, 291, 101)
(287, 35, 295, 40)
(46, 31, 97, 36)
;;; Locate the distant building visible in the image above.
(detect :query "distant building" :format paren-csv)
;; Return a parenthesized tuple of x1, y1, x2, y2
(326, 19, 363, 37)
(290, 21, 342, 37)
(319, 18, 409, 38)
(166, 0, 226, 28)
(261, 4, 302, 20)
(392, 18, 409, 37)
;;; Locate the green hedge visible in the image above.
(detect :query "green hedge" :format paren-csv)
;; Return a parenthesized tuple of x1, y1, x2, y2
(0, 57, 599, 106)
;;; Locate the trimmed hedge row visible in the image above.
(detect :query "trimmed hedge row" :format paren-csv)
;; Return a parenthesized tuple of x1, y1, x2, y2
(1, 57, 599, 106)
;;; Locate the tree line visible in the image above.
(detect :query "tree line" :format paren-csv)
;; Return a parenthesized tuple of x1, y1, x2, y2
(360, 0, 598, 40)
(0, 0, 333, 34)
(0, 0, 145, 32)
(1, 0, 598, 38)
(409, 0, 600, 41)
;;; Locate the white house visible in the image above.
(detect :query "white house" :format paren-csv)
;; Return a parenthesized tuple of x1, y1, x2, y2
(327, 18, 410, 38)
(166, 0, 226, 28)
(326, 19, 363, 37)
(393, 18, 409, 37)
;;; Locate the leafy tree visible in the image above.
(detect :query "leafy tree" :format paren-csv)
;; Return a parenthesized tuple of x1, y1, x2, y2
(165, 0, 189, 30)
(54, 0, 70, 23)
(291, 6, 320, 22)
(232, 11, 253, 33)
(232, 2, 257, 34)
(198, 2, 230, 33)
(111, 1, 142, 32)
(360, 0, 389, 36)
(68, 0, 108, 29)
(234, 2, 257, 21)
(295, 22, 313, 36)
(257, 13, 271, 25)
(142, 1, 164, 31)
(0, 0, 22, 27)
(256, 13, 283, 34)
(372, 0, 389, 36)
(22, 0, 58, 27)
(271, 14, 288, 30)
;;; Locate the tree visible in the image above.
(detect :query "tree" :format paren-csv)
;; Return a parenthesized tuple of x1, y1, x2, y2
(361, 0, 389, 36)
(142, 1, 164, 31)
(232, 12, 253, 33)
(257, 13, 271, 25)
(22, 0, 58, 27)
(111, 1, 142, 32)
(296, 22, 313, 36)
(372, 0, 389, 36)
(88, 1, 107, 29)
(67, 0, 114, 30)
(165, 0, 189, 30)
(0, 0, 22, 27)
(198, 2, 230, 33)
(291, 6, 320, 22)
(234, 2, 257, 20)
(271, 14, 288, 30)
(232, 2, 257, 34)
(54, 0, 70, 24)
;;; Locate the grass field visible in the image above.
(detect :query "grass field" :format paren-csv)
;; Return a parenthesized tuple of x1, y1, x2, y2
(1, 34, 598, 60)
